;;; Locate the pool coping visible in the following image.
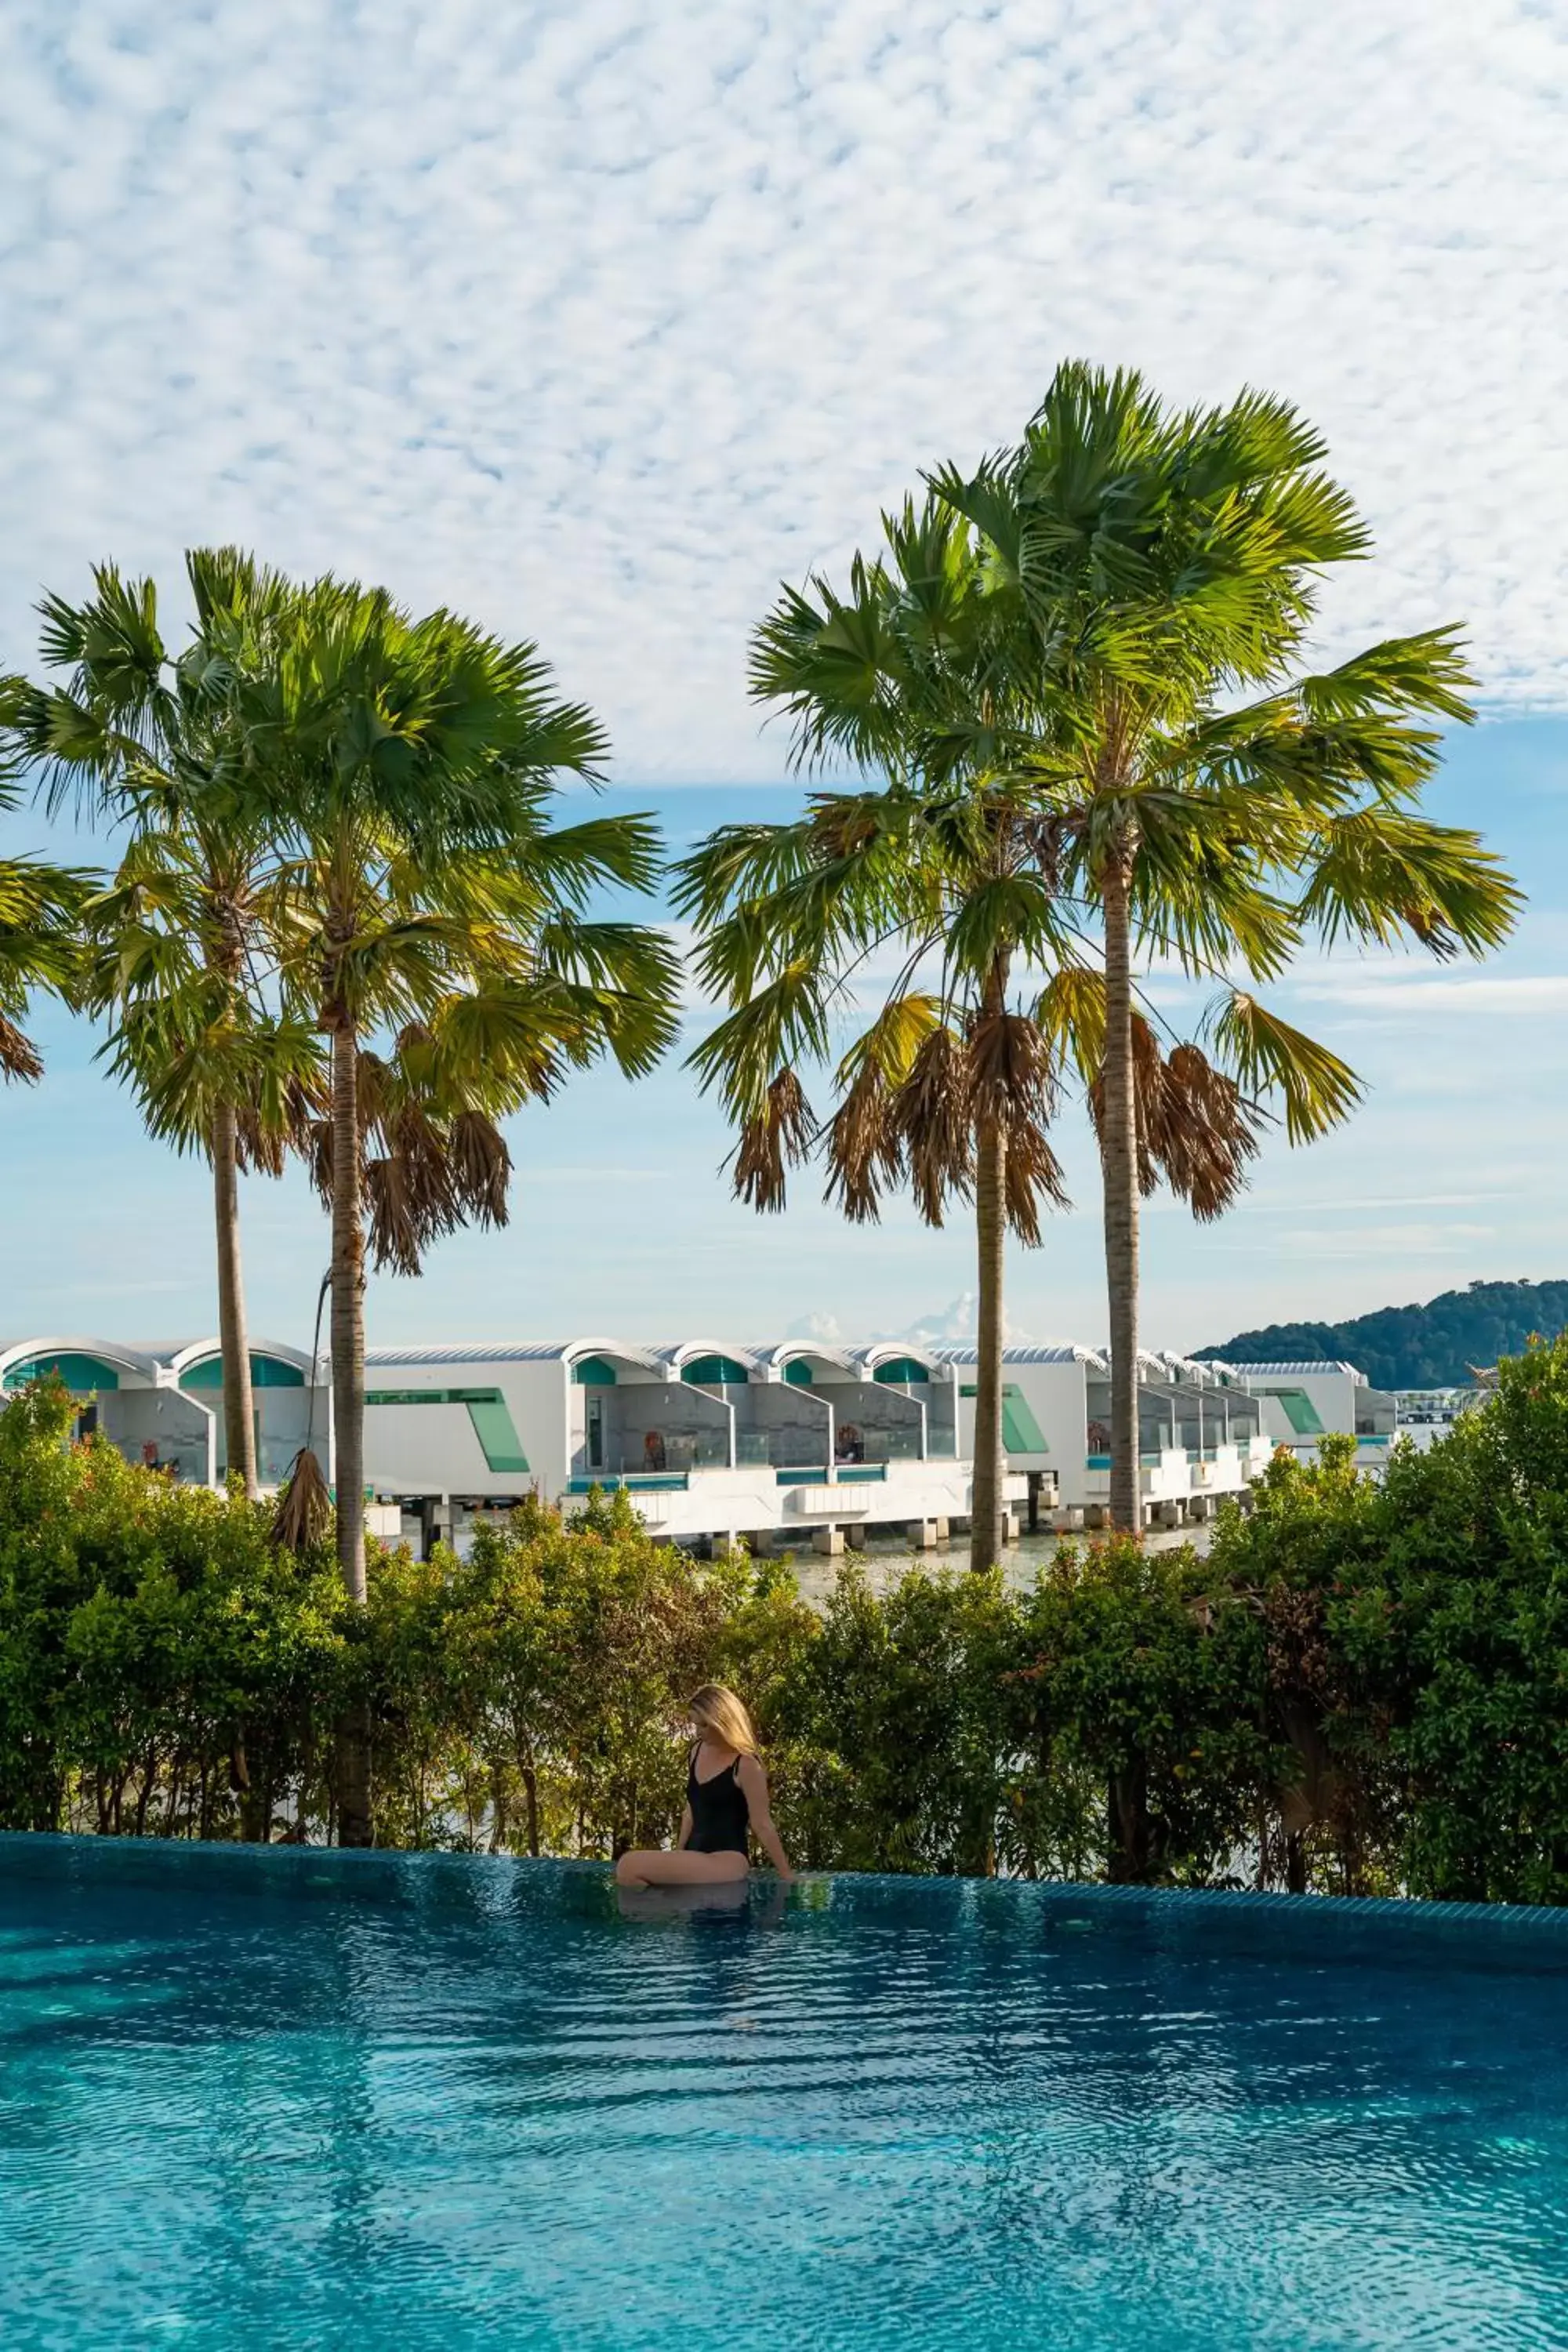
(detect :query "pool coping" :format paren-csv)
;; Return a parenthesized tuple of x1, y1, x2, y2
(4, 1827, 1567, 1940)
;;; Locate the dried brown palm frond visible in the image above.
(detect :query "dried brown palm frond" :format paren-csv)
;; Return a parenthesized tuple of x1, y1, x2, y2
(891, 1024, 972, 1226)
(1151, 1042, 1265, 1220)
(1000, 1112, 1071, 1246)
(1090, 1022, 1265, 1218)
(808, 797, 882, 862)
(448, 1110, 511, 1227)
(236, 1071, 329, 1178)
(305, 1116, 336, 1208)
(964, 1011, 1069, 1244)
(354, 1050, 396, 1155)
(967, 1007, 1058, 1133)
(825, 1059, 905, 1223)
(0, 1012, 44, 1084)
(1087, 1010, 1167, 1196)
(731, 1068, 815, 1212)
(365, 1105, 464, 1276)
(271, 1445, 332, 1554)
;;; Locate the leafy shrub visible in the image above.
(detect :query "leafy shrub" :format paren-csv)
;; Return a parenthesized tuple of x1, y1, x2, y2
(3, 1349, 1567, 1902)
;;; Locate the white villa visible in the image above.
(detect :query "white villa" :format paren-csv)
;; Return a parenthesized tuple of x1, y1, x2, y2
(1, 1326, 1409, 1548)
(932, 1345, 1274, 1526)
(0, 1335, 330, 1490)
(359, 1337, 1020, 1554)
(1189, 1358, 1399, 1468)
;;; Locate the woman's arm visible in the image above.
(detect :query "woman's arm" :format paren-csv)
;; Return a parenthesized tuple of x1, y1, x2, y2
(738, 1754, 794, 1881)
(674, 1800, 692, 1853)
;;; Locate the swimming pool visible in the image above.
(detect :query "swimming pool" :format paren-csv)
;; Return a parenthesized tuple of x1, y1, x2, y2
(3, 1838, 1566, 2350)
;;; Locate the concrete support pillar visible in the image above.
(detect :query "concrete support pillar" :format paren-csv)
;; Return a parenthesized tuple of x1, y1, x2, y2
(933, 1517, 950, 1543)
(1026, 1471, 1042, 1533)
(844, 1521, 866, 1550)
(1002, 1512, 1021, 1546)
(747, 1529, 776, 1557)
(419, 1496, 454, 1560)
(907, 1519, 939, 1548)
(812, 1525, 845, 1555)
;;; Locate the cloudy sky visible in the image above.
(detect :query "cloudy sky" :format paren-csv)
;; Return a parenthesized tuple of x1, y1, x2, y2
(3, 1, 1566, 1354)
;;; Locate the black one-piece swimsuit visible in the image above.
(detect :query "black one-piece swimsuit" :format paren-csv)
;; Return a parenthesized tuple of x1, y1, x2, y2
(685, 1750, 751, 1856)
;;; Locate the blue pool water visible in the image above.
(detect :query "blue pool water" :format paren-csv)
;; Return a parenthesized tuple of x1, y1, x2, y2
(2, 1838, 1567, 2351)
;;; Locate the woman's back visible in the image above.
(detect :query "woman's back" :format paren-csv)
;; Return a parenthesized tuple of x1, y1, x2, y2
(685, 1742, 751, 1855)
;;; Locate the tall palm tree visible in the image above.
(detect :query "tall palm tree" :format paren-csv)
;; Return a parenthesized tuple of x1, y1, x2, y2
(2, 557, 321, 1497)
(677, 503, 1261, 1569)
(224, 571, 680, 1842)
(932, 365, 1523, 1525)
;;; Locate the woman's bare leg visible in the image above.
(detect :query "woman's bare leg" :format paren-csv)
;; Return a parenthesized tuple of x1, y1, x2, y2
(615, 1848, 749, 1889)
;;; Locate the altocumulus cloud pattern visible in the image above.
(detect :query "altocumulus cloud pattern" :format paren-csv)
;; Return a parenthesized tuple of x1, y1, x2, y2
(3, 0, 1566, 779)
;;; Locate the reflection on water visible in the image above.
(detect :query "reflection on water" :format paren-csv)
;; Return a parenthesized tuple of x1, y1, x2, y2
(3, 1838, 1566, 2352)
(789, 1517, 1211, 1602)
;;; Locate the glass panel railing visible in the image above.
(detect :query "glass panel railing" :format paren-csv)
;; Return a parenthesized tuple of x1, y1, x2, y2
(568, 1472, 691, 1494)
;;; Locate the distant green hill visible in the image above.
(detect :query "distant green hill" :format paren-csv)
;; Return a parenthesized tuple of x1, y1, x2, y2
(1193, 1279, 1568, 1392)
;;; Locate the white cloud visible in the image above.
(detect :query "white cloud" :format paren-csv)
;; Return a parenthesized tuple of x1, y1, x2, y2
(1293, 974, 1568, 1014)
(1270, 1221, 1496, 1259)
(783, 1309, 844, 1343)
(884, 1291, 1042, 1343)
(2, 1, 1566, 787)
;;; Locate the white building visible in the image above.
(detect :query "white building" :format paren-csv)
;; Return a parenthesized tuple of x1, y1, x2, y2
(1190, 1359, 1398, 1467)
(0, 1336, 329, 1490)
(933, 1345, 1272, 1527)
(360, 1336, 1033, 1552)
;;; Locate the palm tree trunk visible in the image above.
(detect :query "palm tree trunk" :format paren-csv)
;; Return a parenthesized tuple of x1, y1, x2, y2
(970, 1116, 1007, 1573)
(1101, 847, 1141, 1533)
(328, 1012, 373, 1847)
(212, 1101, 258, 1498)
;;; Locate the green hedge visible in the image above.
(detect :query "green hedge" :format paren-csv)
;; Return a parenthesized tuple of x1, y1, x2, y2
(2, 1350, 1566, 1900)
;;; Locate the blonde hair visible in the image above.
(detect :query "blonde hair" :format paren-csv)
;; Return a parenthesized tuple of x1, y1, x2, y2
(687, 1683, 760, 1756)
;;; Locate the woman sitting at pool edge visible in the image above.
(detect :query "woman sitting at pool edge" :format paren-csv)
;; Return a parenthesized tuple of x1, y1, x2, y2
(615, 1685, 794, 1887)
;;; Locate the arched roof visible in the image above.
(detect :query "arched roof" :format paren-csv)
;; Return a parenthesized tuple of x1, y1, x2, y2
(168, 1337, 317, 1381)
(748, 1341, 861, 1380)
(361, 1339, 670, 1377)
(929, 1343, 1109, 1369)
(0, 1336, 160, 1388)
(852, 1341, 946, 1377)
(652, 1341, 760, 1380)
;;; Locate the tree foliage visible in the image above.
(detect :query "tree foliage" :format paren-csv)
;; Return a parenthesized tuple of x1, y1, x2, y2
(1199, 1276, 1568, 1391)
(5, 1351, 1568, 1904)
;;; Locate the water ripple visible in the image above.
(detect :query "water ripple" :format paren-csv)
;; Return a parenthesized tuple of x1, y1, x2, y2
(2, 1839, 1566, 2351)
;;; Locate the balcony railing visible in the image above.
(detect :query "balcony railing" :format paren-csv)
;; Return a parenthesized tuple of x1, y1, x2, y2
(568, 1472, 691, 1494)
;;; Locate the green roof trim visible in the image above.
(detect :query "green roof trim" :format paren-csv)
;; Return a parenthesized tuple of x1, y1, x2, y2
(873, 1358, 930, 1385)
(684, 1354, 750, 1387)
(959, 1381, 1048, 1453)
(784, 1360, 814, 1386)
(572, 1356, 618, 1385)
(1263, 1385, 1325, 1436)
(180, 1352, 306, 1392)
(3, 1352, 122, 1393)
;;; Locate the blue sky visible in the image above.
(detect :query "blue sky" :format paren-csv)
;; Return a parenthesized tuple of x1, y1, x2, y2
(3, 2, 1566, 1353)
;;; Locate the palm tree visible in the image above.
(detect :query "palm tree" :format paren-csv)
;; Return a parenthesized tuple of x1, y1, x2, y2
(677, 502, 1261, 1570)
(2, 557, 321, 1497)
(932, 365, 1523, 1526)
(224, 571, 680, 1842)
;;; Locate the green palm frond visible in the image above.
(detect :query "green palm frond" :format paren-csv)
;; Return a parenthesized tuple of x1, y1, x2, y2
(1207, 990, 1363, 1145)
(1297, 808, 1522, 959)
